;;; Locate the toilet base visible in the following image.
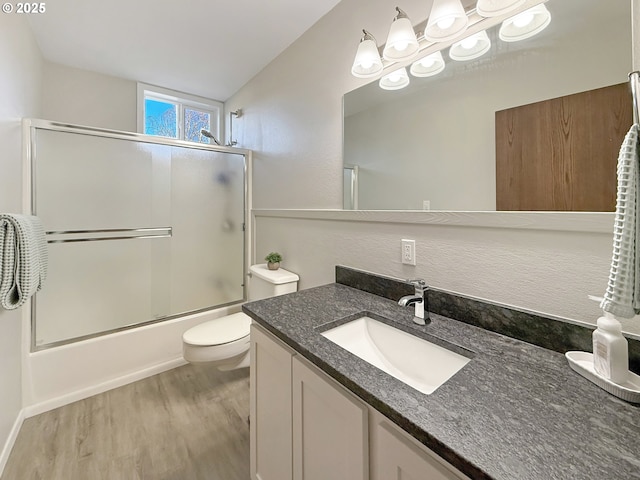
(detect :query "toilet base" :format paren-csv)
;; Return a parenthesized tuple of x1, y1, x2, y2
(183, 336, 250, 370)
(216, 351, 250, 371)
(182, 313, 251, 370)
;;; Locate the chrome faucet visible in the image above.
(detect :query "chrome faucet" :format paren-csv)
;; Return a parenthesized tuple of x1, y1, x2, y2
(398, 279, 430, 325)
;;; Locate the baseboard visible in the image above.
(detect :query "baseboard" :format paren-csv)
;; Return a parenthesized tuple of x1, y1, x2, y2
(23, 356, 187, 418)
(0, 408, 25, 477)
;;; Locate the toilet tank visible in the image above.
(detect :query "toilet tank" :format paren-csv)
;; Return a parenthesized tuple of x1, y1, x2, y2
(248, 264, 299, 301)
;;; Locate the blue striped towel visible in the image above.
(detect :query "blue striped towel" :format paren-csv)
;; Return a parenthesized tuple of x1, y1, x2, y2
(0, 214, 48, 310)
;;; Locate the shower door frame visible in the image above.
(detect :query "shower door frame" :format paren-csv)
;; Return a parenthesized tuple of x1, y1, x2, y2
(22, 118, 253, 351)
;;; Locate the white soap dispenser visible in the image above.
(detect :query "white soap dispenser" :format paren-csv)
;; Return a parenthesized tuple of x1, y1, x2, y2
(592, 312, 629, 384)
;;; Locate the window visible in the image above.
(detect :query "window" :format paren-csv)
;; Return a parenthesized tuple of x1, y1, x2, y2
(137, 83, 223, 145)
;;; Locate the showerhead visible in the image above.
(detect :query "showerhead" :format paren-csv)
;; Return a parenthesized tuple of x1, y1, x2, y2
(200, 129, 221, 145)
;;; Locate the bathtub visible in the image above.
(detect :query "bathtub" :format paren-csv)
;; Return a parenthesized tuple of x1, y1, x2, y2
(22, 304, 243, 417)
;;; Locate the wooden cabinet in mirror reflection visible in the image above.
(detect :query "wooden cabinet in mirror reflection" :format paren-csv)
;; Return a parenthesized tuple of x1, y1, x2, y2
(496, 83, 632, 212)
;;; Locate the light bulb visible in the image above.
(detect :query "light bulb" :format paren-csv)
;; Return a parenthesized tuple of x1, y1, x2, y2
(513, 12, 534, 28)
(419, 58, 435, 68)
(437, 16, 456, 30)
(394, 40, 409, 52)
(449, 30, 490, 61)
(379, 67, 410, 90)
(360, 59, 374, 69)
(425, 0, 469, 42)
(461, 36, 478, 49)
(383, 7, 419, 61)
(499, 4, 551, 42)
(410, 51, 445, 78)
(351, 30, 383, 78)
(476, 0, 526, 17)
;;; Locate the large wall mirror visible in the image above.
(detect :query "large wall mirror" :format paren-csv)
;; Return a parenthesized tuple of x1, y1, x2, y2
(343, 0, 632, 211)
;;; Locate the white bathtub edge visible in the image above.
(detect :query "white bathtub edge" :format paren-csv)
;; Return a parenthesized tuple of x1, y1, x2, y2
(23, 305, 241, 416)
(23, 356, 187, 418)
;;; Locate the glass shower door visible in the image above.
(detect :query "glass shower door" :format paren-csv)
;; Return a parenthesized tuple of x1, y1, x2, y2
(168, 144, 245, 315)
(31, 126, 245, 348)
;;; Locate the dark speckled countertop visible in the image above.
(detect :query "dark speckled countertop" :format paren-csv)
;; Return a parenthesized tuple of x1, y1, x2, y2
(243, 283, 640, 480)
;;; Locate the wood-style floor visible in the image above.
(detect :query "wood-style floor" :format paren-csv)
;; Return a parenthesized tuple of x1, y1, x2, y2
(1, 364, 250, 480)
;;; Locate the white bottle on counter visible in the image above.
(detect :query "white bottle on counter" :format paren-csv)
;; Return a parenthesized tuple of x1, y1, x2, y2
(592, 312, 629, 384)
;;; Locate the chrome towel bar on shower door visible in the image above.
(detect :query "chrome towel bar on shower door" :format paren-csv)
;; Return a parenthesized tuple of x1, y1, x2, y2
(45, 227, 172, 243)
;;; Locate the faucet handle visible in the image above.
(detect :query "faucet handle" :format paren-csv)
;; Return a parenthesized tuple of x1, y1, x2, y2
(407, 279, 428, 294)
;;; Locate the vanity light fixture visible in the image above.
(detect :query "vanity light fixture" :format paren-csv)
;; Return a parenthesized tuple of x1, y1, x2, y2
(449, 30, 491, 61)
(379, 67, 410, 90)
(410, 51, 446, 77)
(424, 0, 469, 43)
(475, 0, 526, 18)
(351, 29, 384, 78)
(382, 7, 420, 61)
(499, 4, 551, 42)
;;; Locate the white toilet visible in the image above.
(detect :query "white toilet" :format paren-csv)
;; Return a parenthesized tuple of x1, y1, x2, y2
(182, 263, 299, 370)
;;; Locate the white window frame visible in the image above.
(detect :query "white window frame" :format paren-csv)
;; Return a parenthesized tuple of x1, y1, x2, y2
(137, 82, 223, 143)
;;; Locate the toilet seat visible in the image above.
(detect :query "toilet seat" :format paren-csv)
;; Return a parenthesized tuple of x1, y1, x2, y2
(182, 312, 251, 346)
(182, 264, 298, 369)
(182, 312, 252, 365)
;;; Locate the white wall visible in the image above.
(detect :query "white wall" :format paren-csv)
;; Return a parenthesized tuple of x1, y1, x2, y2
(253, 210, 624, 328)
(224, 0, 367, 209)
(0, 13, 42, 471)
(41, 61, 137, 131)
(229, 0, 640, 336)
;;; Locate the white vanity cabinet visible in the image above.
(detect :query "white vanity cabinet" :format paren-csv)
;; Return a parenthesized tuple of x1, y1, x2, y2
(292, 355, 369, 480)
(250, 323, 469, 480)
(250, 324, 294, 480)
(369, 410, 469, 480)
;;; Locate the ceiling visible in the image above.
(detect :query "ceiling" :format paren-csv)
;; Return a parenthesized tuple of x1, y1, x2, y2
(28, 0, 343, 102)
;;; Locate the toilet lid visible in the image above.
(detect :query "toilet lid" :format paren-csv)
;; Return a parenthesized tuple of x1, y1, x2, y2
(183, 312, 251, 346)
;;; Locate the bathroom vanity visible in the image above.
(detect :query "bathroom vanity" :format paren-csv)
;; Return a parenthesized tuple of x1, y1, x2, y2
(250, 321, 469, 480)
(243, 269, 640, 480)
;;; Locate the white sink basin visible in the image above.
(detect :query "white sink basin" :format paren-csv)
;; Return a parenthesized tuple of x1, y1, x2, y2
(321, 316, 470, 395)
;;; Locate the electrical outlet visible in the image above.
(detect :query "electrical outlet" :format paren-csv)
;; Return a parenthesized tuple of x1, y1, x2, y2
(401, 239, 416, 266)
(423, 200, 431, 210)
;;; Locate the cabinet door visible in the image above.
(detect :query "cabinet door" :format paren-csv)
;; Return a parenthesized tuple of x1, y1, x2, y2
(292, 356, 368, 480)
(370, 412, 469, 480)
(250, 324, 294, 480)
